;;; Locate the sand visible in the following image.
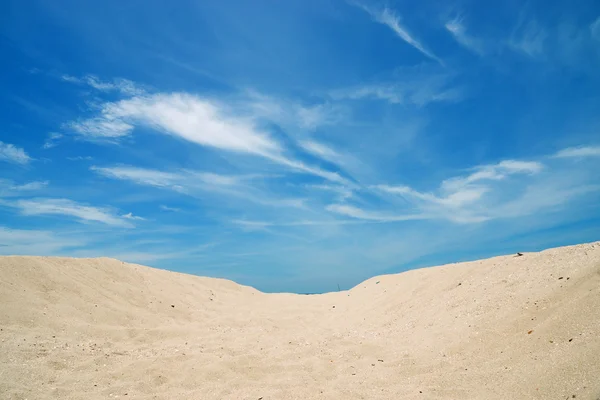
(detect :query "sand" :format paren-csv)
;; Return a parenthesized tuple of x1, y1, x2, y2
(1, 242, 599, 400)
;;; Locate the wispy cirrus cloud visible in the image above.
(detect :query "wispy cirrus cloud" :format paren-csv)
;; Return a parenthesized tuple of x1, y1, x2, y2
(11, 181, 49, 191)
(13, 198, 135, 227)
(509, 20, 547, 57)
(67, 92, 347, 184)
(592, 17, 600, 41)
(354, 4, 442, 64)
(91, 165, 306, 208)
(122, 212, 145, 221)
(244, 91, 344, 130)
(299, 140, 347, 166)
(326, 203, 423, 222)
(0, 179, 49, 197)
(372, 159, 545, 223)
(0, 141, 32, 165)
(67, 156, 94, 161)
(439, 160, 543, 192)
(43, 133, 64, 149)
(445, 17, 485, 55)
(160, 205, 181, 212)
(330, 66, 463, 106)
(553, 145, 600, 158)
(0, 226, 87, 255)
(61, 74, 145, 96)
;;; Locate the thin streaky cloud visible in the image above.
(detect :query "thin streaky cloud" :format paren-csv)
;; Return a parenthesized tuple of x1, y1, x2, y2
(0, 141, 32, 165)
(554, 146, 600, 158)
(445, 17, 485, 55)
(160, 205, 181, 212)
(71, 92, 346, 184)
(509, 20, 547, 57)
(11, 181, 49, 191)
(326, 204, 424, 222)
(356, 4, 442, 64)
(13, 198, 135, 227)
(92, 165, 307, 209)
(62, 74, 145, 96)
(122, 212, 145, 221)
(43, 133, 63, 149)
(299, 140, 345, 165)
(591, 16, 600, 40)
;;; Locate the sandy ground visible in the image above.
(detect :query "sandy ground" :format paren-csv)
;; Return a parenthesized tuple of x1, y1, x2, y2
(1, 242, 599, 400)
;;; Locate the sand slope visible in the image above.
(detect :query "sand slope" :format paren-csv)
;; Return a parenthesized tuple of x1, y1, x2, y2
(1, 242, 599, 399)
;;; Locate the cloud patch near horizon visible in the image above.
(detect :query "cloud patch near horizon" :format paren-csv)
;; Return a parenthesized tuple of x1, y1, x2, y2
(12, 198, 136, 227)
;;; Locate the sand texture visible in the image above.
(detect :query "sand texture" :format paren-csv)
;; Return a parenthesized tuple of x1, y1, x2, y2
(1, 242, 599, 399)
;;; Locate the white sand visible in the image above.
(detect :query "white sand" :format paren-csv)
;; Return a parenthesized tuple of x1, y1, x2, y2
(1, 242, 599, 399)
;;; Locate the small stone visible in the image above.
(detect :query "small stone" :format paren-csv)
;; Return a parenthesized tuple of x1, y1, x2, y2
(569, 338, 573, 342)
(171, 305, 175, 308)
(558, 277, 564, 280)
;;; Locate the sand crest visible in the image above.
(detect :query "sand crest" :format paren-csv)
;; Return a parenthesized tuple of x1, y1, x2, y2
(1, 242, 599, 399)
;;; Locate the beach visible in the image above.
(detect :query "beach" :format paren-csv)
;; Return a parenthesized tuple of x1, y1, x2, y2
(1, 242, 599, 399)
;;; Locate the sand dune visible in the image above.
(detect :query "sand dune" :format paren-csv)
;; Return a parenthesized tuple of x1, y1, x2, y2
(1, 242, 599, 399)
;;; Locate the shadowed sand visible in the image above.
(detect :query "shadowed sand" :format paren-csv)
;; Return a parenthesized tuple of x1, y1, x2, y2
(1, 242, 599, 399)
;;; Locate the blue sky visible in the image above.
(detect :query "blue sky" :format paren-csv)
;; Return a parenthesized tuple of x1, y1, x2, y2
(1, 0, 599, 293)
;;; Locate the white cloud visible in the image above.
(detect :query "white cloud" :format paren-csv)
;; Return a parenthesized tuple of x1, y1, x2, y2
(63, 77, 347, 184)
(92, 165, 185, 190)
(0, 141, 32, 165)
(299, 140, 345, 165)
(62, 74, 144, 96)
(43, 132, 63, 149)
(91, 165, 307, 208)
(11, 181, 49, 191)
(373, 159, 558, 223)
(592, 17, 600, 41)
(306, 184, 353, 202)
(122, 212, 145, 221)
(61, 74, 81, 84)
(326, 204, 422, 222)
(357, 5, 442, 64)
(377, 184, 488, 209)
(67, 156, 94, 161)
(330, 67, 462, 106)
(331, 82, 462, 106)
(0, 180, 48, 198)
(445, 17, 485, 55)
(510, 20, 547, 57)
(13, 198, 134, 227)
(160, 205, 181, 212)
(67, 117, 134, 139)
(296, 104, 341, 130)
(73, 93, 345, 182)
(0, 226, 86, 255)
(103, 93, 281, 155)
(440, 160, 543, 192)
(554, 146, 600, 158)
